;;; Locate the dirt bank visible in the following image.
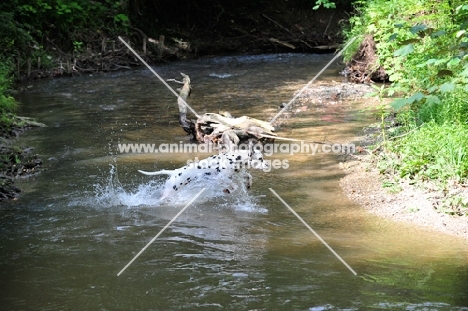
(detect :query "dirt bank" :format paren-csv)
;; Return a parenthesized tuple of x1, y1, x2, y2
(277, 80, 468, 242)
(0, 116, 44, 201)
(339, 137, 468, 243)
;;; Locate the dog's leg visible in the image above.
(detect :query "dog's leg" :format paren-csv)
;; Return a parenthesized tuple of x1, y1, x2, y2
(222, 175, 239, 194)
(223, 183, 238, 194)
(243, 172, 252, 189)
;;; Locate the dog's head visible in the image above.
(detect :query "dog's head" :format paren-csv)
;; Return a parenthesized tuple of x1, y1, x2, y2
(248, 149, 269, 171)
(226, 149, 269, 171)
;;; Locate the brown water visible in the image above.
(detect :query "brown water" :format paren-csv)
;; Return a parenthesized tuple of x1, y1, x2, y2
(2, 54, 468, 310)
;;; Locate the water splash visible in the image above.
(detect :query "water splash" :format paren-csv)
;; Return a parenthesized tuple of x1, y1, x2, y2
(209, 73, 234, 78)
(88, 164, 162, 207)
(86, 163, 267, 213)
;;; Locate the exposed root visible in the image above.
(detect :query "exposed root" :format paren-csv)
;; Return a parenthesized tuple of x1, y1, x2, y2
(343, 35, 387, 83)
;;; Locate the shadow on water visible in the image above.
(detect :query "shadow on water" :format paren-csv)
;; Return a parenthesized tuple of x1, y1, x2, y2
(1, 54, 468, 310)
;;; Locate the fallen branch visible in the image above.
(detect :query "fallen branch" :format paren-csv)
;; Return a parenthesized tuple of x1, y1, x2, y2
(269, 38, 296, 50)
(170, 74, 277, 146)
(13, 116, 47, 128)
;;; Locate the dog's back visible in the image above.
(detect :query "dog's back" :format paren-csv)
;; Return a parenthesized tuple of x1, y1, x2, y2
(139, 148, 268, 200)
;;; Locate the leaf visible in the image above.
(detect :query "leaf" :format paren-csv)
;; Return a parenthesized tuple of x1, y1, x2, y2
(456, 4, 468, 13)
(407, 92, 425, 104)
(431, 30, 446, 38)
(439, 82, 455, 93)
(434, 57, 450, 66)
(115, 13, 129, 22)
(447, 57, 461, 68)
(367, 24, 378, 33)
(394, 44, 414, 57)
(460, 64, 468, 77)
(388, 33, 398, 41)
(425, 95, 441, 105)
(417, 58, 436, 67)
(388, 73, 402, 82)
(391, 98, 409, 110)
(364, 92, 378, 98)
(410, 24, 427, 34)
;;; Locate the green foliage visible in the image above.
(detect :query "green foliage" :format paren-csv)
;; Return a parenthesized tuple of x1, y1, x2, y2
(345, 0, 468, 212)
(0, 11, 34, 59)
(0, 60, 18, 130)
(438, 195, 468, 216)
(313, 0, 337, 10)
(345, 0, 468, 122)
(12, 0, 130, 36)
(0, 0, 131, 67)
(364, 84, 391, 143)
(386, 122, 468, 183)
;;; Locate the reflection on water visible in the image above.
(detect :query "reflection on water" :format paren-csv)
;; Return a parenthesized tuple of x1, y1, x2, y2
(1, 54, 468, 310)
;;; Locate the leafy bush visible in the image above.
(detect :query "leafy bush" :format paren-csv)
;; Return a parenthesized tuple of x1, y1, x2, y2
(0, 0, 131, 70)
(345, 0, 468, 123)
(0, 11, 34, 60)
(344, 0, 468, 190)
(0, 60, 17, 130)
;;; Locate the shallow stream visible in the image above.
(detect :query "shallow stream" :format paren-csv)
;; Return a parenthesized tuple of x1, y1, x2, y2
(2, 54, 468, 310)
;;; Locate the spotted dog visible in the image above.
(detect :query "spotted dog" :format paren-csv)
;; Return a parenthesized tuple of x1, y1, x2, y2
(138, 149, 268, 200)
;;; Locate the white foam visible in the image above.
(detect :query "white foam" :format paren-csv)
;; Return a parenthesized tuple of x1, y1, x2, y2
(208, 73, 233, 78)
(83, 164, 267, 213)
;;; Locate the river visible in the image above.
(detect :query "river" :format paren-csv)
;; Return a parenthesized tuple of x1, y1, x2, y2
(2, 54, 468, 310)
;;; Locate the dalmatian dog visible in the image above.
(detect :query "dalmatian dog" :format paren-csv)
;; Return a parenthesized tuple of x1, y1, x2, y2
(138, 148, 268, 200)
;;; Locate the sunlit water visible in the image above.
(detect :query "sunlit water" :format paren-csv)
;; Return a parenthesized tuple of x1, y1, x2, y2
(1, 54, 467, 310)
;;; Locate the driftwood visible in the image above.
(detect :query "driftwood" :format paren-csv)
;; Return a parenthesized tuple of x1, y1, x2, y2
(195, 113, 276, 148)
(169, 72, 195, 137)
(269, 38, 296, 50)
(13, 116, 47, 128)
(170, 73, 277, 147)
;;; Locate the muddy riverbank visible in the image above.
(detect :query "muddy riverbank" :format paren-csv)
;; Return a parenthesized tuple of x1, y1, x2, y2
(0, 116, 44, 200)
(339, 130, 468, 243)
(279, 79, 467, 242)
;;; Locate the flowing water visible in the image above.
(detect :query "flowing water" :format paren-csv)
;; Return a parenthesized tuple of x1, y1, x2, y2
(2, 54, 468, 310)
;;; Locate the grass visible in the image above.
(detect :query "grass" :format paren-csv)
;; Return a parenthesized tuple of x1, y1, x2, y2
(385, 122, 468, 183)
(343, 0, 468, 216)
(374, 121, 468, 216)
